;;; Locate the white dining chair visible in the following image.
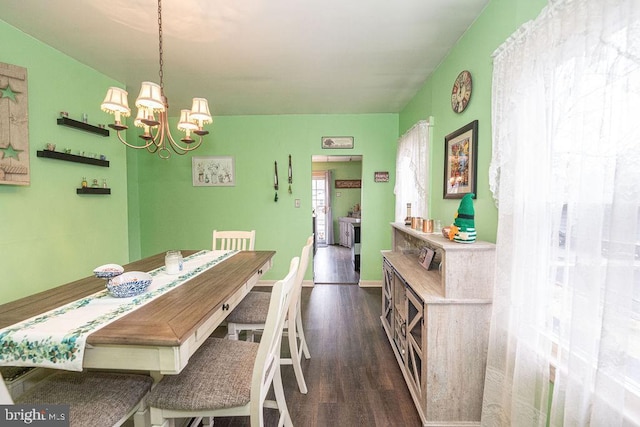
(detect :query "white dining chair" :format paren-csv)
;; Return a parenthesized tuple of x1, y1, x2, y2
(212, 229, 256, 251)
(226, 235, 313, 394)
(1, 370, 153, 427)
(146, 257, 299, 427)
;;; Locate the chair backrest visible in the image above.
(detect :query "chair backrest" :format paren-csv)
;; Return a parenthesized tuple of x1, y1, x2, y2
(250, 256, 299, 422)
(290, 235, 314, 319)
(212, 230, 256, 251)
(0, 374, 14, 404)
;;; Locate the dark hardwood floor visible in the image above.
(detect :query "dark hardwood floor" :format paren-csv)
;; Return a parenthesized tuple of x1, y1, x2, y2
(210, 285, 422, 426)
(313, 245, 360, 284)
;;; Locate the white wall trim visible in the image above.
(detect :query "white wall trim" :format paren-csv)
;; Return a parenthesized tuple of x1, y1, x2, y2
(359, 280, 382, 288)
(258, 280, 316, 287)
(257, 280, 276, 287)
(259, 280, 381, 288)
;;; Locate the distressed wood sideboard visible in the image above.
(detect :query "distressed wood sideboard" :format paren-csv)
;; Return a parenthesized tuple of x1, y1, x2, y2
(381, 223, 496, 426)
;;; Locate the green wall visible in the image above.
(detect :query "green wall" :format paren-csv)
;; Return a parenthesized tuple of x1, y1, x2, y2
(0, 19, 130, 304)
(312, 160, 363, 242)
(129, 114, 397, 284)
(399, 0, 547, 243)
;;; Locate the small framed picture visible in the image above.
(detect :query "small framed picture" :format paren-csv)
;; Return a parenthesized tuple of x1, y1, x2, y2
(418, 247, 435, 270)
(321, 136, 354, 149)
(192, 156, 235, 186)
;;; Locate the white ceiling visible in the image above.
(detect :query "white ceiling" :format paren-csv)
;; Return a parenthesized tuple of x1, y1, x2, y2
(0, 0, 488, 116)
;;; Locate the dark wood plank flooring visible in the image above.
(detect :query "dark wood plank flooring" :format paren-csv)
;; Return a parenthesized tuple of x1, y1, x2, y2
(210, 285, 421, 427)
(313, 245, 360, 284)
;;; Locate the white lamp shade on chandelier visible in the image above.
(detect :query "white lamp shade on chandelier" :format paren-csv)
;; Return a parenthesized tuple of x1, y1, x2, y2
(134, 108, 150, 128)
(178, 109, 198, 132)
(189, 98, 212, 125)
(101, 87, 131, 123)
(135, 82, 165, 111)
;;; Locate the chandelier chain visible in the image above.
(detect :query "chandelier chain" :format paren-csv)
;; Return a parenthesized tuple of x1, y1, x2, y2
(157, 0, 164, 91)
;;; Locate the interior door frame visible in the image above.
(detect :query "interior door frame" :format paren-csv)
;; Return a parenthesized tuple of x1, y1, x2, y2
(311, 155, 363, 283)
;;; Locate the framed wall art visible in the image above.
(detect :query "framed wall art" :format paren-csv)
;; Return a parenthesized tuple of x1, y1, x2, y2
(443, 120, 478, 199)
(321, 136, 354, 149)
(192, 156, 235, 187)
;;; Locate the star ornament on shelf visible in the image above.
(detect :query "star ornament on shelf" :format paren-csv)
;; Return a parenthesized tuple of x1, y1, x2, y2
(0, 142, 23, 160)
(0, 84, 20, 103)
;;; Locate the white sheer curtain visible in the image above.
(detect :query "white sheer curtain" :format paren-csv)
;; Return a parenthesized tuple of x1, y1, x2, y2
(482, 0, 640, 425)
(394, 120, 429, 222)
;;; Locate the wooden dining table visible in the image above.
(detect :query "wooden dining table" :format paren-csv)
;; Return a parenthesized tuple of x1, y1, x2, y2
(0, 250, 275, 378)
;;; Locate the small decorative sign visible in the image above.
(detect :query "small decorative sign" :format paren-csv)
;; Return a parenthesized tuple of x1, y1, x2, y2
(335, 179, 361, 189)
(374, 171, 389, 182)
(321, 136, 354, 149)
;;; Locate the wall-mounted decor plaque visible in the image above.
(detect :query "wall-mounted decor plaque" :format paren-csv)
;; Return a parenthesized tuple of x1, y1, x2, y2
(0, 62, 29, 186)
(335, 179, 361, 189)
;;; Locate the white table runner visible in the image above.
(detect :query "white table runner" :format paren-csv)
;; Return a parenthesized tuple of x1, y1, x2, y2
(0, 250, 237, 371)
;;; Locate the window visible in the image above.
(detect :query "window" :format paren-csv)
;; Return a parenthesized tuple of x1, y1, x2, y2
(394, 121, 429, 222)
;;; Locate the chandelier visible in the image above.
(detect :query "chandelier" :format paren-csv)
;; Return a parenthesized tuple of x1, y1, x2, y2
(100, 0, 212, 159)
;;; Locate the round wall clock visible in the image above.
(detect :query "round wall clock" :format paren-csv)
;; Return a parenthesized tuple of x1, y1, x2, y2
(451, 70, 472, 113)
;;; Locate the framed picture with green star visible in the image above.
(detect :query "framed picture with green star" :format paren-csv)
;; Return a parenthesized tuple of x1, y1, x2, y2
(0, 62, 29, 186)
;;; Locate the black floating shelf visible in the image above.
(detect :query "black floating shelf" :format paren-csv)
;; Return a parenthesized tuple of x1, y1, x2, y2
(77, 187, 111, 195)
(37, 150, 109, 167)
(57, 117, 109, 137)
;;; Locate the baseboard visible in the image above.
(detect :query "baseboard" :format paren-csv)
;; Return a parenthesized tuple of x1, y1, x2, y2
(258, 279, 316, 288)
(359, 280, 382, 288)
(256, 280, 276, 287)
(259, 279, 380, 287)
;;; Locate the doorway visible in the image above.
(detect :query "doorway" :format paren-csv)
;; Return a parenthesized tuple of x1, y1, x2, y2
(311, 155, 362, 284)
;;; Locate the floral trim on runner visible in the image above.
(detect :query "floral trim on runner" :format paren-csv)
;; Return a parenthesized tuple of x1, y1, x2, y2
(0, 250, 235, 368)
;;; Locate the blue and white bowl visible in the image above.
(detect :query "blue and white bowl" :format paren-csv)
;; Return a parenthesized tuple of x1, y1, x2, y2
(93, 263, 124, 279)
(107, 271, 152, 298)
